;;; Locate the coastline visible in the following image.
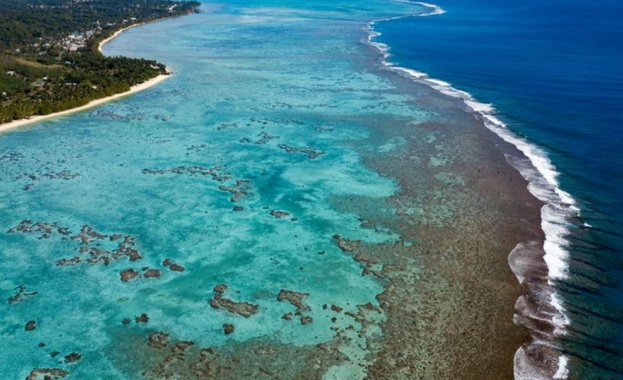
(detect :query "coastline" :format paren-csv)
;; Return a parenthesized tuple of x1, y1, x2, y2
(366, 4, 569, 379)
(98, 22, 148, 53)
(0, 1, 584, 378)
(384, 39, 571, 380)
(0, 22, 172, 134)
(0, 73, 170, 134)
(355, 77, 540, 379)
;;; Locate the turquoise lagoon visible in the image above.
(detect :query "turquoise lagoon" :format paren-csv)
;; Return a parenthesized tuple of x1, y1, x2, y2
(0, 1, 533, 379)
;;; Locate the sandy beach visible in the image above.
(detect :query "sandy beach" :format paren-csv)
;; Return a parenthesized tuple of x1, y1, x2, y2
(0, 23, 171, 134)
(97, 23, 147, 53)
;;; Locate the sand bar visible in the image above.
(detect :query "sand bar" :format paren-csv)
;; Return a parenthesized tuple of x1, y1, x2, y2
(0, 23, 170, 134)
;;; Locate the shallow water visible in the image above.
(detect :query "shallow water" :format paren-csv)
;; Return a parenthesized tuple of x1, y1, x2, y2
(1, 1, 538, 379)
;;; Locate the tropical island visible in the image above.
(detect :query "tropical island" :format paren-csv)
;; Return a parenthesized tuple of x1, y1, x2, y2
(0, 0, 200, 124)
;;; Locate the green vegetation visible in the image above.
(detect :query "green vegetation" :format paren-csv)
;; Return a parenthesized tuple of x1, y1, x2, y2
(0, 0, 200, 123)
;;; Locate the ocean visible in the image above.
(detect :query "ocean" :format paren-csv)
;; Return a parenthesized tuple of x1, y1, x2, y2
(374, 0, 623, 378)
(0, 0, 620, 379)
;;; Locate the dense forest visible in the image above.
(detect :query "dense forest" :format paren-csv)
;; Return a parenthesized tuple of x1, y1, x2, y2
(0, 0, 200, 123)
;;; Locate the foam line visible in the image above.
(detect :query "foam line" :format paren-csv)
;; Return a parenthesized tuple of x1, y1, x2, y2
(390, 0, 447, 16)
(366, 3, 575, 378)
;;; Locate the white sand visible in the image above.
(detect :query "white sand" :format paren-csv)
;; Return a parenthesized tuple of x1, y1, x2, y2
(98, 22, 147, 53)
(0, 23, 171, 134)
(0, 74, 170, 133)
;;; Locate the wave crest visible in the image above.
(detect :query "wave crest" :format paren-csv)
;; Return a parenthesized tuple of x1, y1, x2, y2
(367, 4, 577, 379)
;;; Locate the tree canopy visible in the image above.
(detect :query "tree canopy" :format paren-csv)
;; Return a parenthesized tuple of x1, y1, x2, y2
(0, 0, 200, 123)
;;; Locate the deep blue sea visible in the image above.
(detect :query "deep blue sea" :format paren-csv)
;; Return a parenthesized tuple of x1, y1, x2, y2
(376, 0, 623, 378)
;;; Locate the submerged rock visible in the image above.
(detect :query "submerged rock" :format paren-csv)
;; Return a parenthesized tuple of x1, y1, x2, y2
(277, 144, 324, 159)
(213, 284, 228, 294)
(301, 316, 313, 325)
(170, 263, 185, 272)
(143, 269, 161, 278)
(26, 368, 68, 380)
(120, 269, 139, 282)
(135, 313, 149, 324)
(223, 324, 235, 335)
(64, 352, 81, 363)
(148, 332, 169, 350)
(335, 238, 355, 253)
(330, 304, 343, 313)
(71, 225, 106, 245)
(162, 259, 185, 272)
(277, 289, 311, 313)
(172, 341, 194, 352)
(210, 295, 258, 318)
(269, 210, 291, 219)
(7, 285, 38, 305)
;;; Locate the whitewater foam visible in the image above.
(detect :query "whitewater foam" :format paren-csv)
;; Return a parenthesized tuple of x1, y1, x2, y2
(390, 0, 446, 16)
(553, 355, 570, 379)
(367, 2, 576, 378)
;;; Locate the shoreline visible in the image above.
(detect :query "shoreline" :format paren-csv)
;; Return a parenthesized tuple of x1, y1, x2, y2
(374, 35, 573, 380)
(98, 22, 148, 53)
(0, 3, 569, 378)
(356, 76, 540, 379)
(366, 6, 566, 379)
(0, 73, 171, 134)
(0, 22, 172, 134)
